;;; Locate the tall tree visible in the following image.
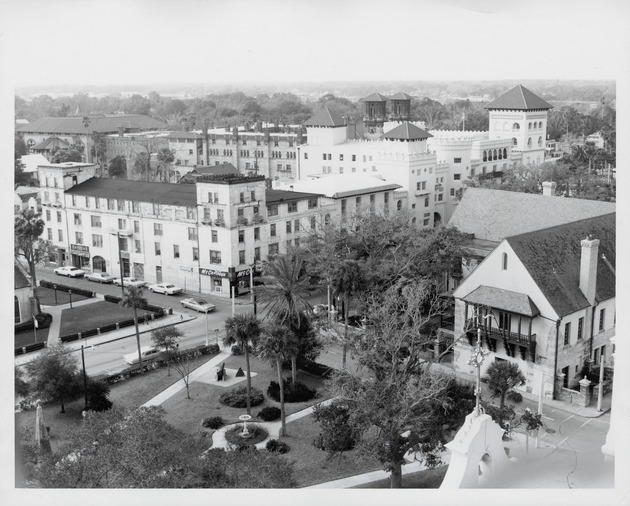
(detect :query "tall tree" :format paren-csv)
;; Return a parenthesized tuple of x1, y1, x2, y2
(171, 349, 201, 400)
(15, 209, 56, 313)
(107, 156, 127, 179)
(257, 324, 299, 436)
(224, 314, 261, 415)
(151, 326, 183, 376)
(119, 286, 147, 372)
(156, 148, 175, 182)
(25, 343, 81, 414)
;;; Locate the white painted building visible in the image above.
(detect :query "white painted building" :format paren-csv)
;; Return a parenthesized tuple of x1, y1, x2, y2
(38, 165, 325, 298)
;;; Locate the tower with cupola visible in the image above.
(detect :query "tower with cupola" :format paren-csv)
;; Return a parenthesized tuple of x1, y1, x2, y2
(486, 84, 553, 166)
(361, 93, 388, 140)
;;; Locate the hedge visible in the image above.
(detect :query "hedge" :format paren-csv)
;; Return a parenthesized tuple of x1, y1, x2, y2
(15, 320, 35, 333)
(39, 280, 95, 298)
(298, 360, 335, 378)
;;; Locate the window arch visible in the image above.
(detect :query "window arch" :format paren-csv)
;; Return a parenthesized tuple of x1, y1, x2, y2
(27, 138, 36, 148)
(503, 148, 508, 158)
(538, 136, 543, 147)
(527, 137, 532, 148)
(528, 122, 532, 129)
(512, 123, 520, 130)
(512, 138, 518, 146)
(498, 149, 503, 160)
(397, 200, 402, 211)
(93, 256, 106, 272)
(493, 149, 498, 160)
(483, 150, 488, 162)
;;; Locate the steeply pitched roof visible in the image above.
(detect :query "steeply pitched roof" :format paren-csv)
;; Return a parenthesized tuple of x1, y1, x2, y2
(361, 93, 389, 102)
(448, 188, 615, 242)
(485, 85, 553, 111)
(384, 122, 432, 140)
(303, 108, 345, 127)
(389, 92, 413, 100)
(506, 214, 616, 317)
(31, 137, 69, 150)
(17, 115, 169, 135)
(15, 263, 30, 290)
(65, 177, 197, 207)
(461, 285, 540, 317)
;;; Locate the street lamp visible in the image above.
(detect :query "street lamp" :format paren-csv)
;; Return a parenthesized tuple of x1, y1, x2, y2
(205, 309, 209, 346)
(68, 289, 73, 309)
(53, 284, 58, 304)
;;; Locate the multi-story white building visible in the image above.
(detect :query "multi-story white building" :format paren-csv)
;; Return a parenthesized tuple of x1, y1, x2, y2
(39, 164, 326, 298)
(297, 85, 553, 226)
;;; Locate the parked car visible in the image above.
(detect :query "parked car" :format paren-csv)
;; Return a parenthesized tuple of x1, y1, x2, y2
(85, 272, 116, 283)
(53, 266, 85, 278)
(113, 277, 147, 288)
(147, 283, 183, 295)
(123, 345, 170, 365)
(181, 297, 216, 313)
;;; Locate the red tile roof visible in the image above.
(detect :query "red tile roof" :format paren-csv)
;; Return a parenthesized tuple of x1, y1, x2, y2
(384, 122, 432, 140)
(17, 115, 169, 135)
(303, 108, 345, 127)
(485, 85, 553, 111)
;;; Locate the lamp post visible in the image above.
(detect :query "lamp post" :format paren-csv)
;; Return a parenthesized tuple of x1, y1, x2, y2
(53, 284, 58, 304)
(205, 310, 209, 346)
(68, 289, 73, 309)
(81, 345, 88, 410)
(117, 232, 125, 296)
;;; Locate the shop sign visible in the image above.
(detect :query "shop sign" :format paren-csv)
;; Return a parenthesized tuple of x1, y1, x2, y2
(199, 267, 228, 278)
(70, 244, 90, 257)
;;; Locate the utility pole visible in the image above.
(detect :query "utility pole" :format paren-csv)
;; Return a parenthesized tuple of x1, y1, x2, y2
(81, 345, 88, 410)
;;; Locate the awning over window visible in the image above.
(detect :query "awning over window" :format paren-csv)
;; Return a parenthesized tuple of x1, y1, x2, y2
(460, 285, 540, 317)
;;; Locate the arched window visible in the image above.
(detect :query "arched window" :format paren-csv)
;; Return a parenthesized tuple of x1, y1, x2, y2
(27, 138, 36, 148)
(493, 149, 498, 160)
(538, 137, 543, 147)
(93, 256, 106, 272)
(397, 200, 402, 211)
(503, 148, 508, 158)
(498, 149, 503, 160)
(527, 137, 532, 148)
(502, 252, 508, 270)
(483, 150, 487, 162)
(528, 122, 532, 129)
(513, 123, 520, 130)
(512, 138, 518, 146)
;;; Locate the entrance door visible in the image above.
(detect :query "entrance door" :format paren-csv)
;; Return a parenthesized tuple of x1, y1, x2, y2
(121, 258, 130, 277)
(156, 266, 162, 283)
(561, 366, 569, 388)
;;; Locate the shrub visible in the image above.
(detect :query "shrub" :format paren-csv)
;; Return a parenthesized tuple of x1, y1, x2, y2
(202, 416, 224, 429)
(86, 378, 113, 411)
(297, 359, 334, 378)
(34, 312, 53, 329)
(203, 343, 220, 355)
(219, 386, 264, 408)
(506, 390, 523, 404)
(104, 294, 122, 304)
(267, 379, 317, 403)
(257, 406, 281, 421)
(266, 439, 290, 454)
(224, 424, 268, 447)
(312, 401, 360, 454)
(15, 320, 35, 333)
(231, 345, 243, 355)
(484, 403, 516, 435)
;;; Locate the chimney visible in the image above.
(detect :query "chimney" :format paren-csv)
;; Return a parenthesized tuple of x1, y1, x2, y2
(118, 126, 125, 137)
(542, 181, 557, 196)
(579, 236, 599, 305)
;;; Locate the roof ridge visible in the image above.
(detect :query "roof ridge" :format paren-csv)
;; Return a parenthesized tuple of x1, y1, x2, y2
(506, 212, 616, 242)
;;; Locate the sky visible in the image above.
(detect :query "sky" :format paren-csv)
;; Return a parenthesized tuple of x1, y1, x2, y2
(1, 0, 629, 87)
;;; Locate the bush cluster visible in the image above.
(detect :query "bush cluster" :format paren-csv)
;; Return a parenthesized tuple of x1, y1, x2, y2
(202, 416, 224, 429)
(297, 360, 334, 378)
(506, 390, 523, 404)
(40, 280, 95, 298)
(219, 386, 264, 408)
(256, 406, 281, 421)
(231, 345, 243, 355)
(267, 379, 317, 403)
(266, 439, 290, 454)
(224, 424, 268, 448)
(312, 401, 360, 453)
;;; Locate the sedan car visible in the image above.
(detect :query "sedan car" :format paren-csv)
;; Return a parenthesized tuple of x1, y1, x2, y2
(53, 266, 85, 277)
(123, 345, 169, 365)
(147, 283, 183, 295)
(84, 272, 116, 283)
(113, 277, 147, 288)
(181, 297, 216, 313)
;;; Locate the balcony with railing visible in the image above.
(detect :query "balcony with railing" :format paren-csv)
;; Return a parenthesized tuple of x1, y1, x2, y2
(465, 318, 537, 362)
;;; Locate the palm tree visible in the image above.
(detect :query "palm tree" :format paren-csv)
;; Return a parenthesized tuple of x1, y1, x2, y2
(156, 148, 175, 182)
(119, 286, 148, 372)
(15, 209, 46, 313)
(482, 361, 526, 410)
(331, 259, 365, 369)
(256, 253, 313, 382)
(257, 324, 299, 436)
(224, 314, 261, 415)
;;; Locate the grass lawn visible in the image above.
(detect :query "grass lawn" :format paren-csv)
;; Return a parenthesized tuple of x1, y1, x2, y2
(36, 286, 90, 307)
(160, 353, 331, 436)
(15, 327, 50, 348)
(351, 465, 448, 488)
(58, 300, 138, 336)
(276, 413, 383, 487)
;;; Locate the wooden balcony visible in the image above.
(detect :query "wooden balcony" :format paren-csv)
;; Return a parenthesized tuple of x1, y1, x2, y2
(465, 318, 537, 362)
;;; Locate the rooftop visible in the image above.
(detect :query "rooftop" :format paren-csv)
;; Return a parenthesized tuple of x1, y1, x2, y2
(278, 174, 400, 199)
(303, 107, 345, 128)
(448, 188, 615, 242)
(361, 93, 389, 102)
(389, 92, 414, 101)
(15, 263, 30, 290)
(383, 122, 432, 141)
(485, 85, 554, 111)
(266, 188, 322, 204)
(17, 114, 169, 135)
(461, 285, 540, 317)
(31, 137, 69, 151)
(506, 214, 616, 317)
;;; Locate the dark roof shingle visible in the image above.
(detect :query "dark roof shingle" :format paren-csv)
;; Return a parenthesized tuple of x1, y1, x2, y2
(461, 285, 540, 317)
(303, 108, 345, 127)
(384, 122, 432, 140)
(485, 85, 553, 111)
(361, 93, 389, 102)
(265, 189, 322, 204)
(15, 263, 30, 290)
(17, 115, 169, 135)
(506, 214, 616, 317)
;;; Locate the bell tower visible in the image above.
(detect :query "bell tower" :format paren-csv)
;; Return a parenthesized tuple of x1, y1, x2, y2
(361, 93, 388, 140)
(388, 92, 413, 123)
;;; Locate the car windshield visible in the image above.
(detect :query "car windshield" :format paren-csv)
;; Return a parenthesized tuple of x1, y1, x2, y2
(194, 299, 207, 304)
(164, 284, 174, 288)
(68, 267, 78, 271)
